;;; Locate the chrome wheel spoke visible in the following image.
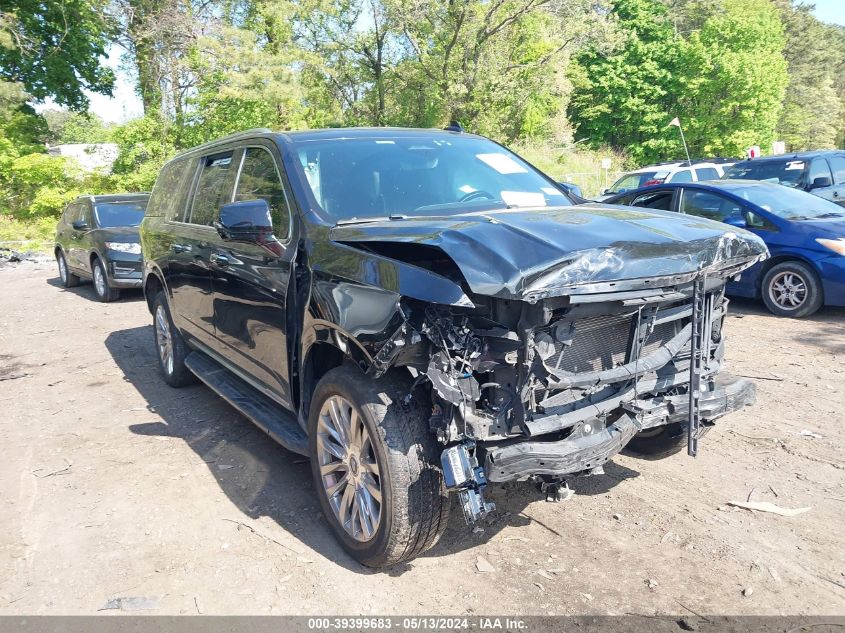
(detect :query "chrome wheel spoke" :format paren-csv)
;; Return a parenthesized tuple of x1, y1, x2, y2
(316, 395, 383, 542)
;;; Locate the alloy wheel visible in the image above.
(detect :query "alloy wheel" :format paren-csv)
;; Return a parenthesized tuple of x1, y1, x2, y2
(94, 263, 107, 297)
(768, 271, 807, 310)
(155, 304, 174, 375)
(316, 395, 382, 542)
(58, 255, 67, 284)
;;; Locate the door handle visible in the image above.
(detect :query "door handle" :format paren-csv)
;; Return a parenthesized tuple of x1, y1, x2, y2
(171, 243, 191, 253)
(209, 253, 229, 267)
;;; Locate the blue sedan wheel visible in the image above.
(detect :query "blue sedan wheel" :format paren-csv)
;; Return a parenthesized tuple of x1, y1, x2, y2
(761, 261, 823, 318)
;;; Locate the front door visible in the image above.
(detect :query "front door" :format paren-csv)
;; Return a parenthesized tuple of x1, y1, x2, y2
(806, 158, 837, 204)
(167, 150, 238, 346)
(209, 144, 296, 406)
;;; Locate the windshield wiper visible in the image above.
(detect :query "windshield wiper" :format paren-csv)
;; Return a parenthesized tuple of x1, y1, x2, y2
(815, 212, 844, 218)
(335, 214, 409, 226)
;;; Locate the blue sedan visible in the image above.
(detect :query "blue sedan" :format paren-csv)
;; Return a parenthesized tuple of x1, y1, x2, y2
(605, 180, 845, 317)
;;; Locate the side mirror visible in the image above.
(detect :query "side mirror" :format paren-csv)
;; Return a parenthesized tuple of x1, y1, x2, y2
(215, 199, 273, 243)
(724, 215, 747, 228)
(810, 175, 832, 190)
(601, 188, 611, 195)
(71, 220, 89, 231)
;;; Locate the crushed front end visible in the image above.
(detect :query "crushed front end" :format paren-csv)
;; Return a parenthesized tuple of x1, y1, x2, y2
(373, 265, 759, 524)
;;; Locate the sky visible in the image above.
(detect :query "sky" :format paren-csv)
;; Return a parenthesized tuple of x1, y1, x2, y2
(38, 1, 845, 125)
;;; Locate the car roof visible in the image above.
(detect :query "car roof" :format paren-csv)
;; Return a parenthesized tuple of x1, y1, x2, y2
(171, 126, 485, 159)
(623, 161, 730, 174)
(607, 179, 786, 199)
(732, 150, 845, 164)
(76, 193, 150, 203)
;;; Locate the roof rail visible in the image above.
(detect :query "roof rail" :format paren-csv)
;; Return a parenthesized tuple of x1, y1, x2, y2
(173, 128, 275, 157)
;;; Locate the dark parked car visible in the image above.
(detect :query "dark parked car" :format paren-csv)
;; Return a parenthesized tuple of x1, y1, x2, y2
(140, 128, 766, 567)
(55, 194, 149, 302)
(605, 181, 845, 318)
(723, 151, 845, 207)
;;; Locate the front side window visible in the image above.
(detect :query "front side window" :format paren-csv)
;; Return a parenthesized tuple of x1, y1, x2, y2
(829, 155, 845, 185)
(669, 170, 693, 183)
(293, 135, 570, 222)
(808, 158, 832, 186)
(234, 148, 291, 239)
(679, 189, 744, 222)
(94, 202, 146, 228)
(190, 152, 236, 226)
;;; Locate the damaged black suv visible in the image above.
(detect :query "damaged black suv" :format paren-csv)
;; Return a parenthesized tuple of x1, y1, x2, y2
(141, 128, 767, 567)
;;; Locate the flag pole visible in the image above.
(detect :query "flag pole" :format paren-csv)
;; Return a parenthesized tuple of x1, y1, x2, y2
(670, 117, 692, 166)
(677, 121, 692, 166)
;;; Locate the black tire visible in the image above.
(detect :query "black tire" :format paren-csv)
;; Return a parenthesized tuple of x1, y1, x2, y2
(92, 257, 120, 302)
(152, 291, 196, 387)
(56, 251, 80, 288)
(308, 366, 450, 568)
(761, 261, 823, 318)
(624, 423, 687, 457)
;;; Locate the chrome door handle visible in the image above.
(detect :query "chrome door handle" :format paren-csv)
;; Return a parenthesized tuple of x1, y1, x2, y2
(171, 243, 191, 253)
(209, 253, 229, 267)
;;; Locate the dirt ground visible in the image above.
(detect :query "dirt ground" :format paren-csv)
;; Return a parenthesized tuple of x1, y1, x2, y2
(1, 259, 844, 616)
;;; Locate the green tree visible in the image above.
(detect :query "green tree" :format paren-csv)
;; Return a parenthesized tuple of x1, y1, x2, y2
(0, 0, 115, 110)
(569, 0, 787, 162)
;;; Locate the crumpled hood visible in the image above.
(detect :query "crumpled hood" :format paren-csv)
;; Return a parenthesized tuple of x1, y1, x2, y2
(330, 205, 768, 301)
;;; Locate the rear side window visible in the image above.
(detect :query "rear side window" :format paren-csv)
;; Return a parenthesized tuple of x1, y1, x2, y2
(829, 155, 845, 185)
(234, 147, 292, 239)
(147, 157, 197, 221)
(669, 170, 693, 183)
(679, 189, 744, 222)
(189, 152, 236, 226)
(630, 190, 674, 211)
(695, 167, 719, 180)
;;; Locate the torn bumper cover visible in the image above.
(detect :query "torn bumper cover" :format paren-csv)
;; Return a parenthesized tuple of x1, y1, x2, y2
(483, 374, 755, 482)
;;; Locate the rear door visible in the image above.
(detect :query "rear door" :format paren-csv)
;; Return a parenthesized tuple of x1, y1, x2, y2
(68, 201, 93, 271)
(209, 143, 296, 406)
(167, 150, 238, 346)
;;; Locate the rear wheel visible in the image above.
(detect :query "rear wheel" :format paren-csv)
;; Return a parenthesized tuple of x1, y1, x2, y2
(761, 261, 823, 318)
(56, 251, 79, 288)
(92, 257, 120, 302)
(308, 367, 450, 568)
(152, 291, 195, 387)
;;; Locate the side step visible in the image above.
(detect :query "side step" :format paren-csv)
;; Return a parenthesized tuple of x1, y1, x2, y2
(185, 351, 309, 456)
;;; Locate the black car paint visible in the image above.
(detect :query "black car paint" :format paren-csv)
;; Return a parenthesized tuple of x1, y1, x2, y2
(141, 128, 767, 486)
(55, 194, 149, 289)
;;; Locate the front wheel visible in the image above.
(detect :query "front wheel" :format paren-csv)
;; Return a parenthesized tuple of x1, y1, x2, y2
(308, 367, 450, 568)
(761, 261, 823, 318)
(92, 257, 120, 302)
(624, 423, 687, 457)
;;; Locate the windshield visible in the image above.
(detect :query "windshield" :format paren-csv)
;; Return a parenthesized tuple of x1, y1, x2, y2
(723, 160, 806, 188)
(94, 202, 146, 228)
(607, 171, 667, 194)
(732, 184, 845, 219)
(293, 135, 570, 221)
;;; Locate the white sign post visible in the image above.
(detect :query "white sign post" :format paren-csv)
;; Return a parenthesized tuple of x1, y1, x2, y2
(600, 158, 612, 189)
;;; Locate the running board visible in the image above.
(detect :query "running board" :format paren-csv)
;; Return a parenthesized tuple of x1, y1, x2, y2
(185, 351, 308, 456)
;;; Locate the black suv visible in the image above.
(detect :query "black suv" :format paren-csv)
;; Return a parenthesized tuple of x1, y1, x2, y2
(55, 193, 149, 301)
(724, 151, 845, 206)
(141, 128, 767, 567)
